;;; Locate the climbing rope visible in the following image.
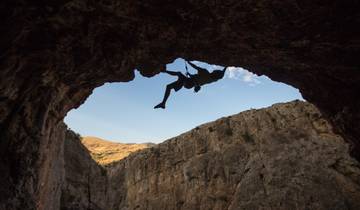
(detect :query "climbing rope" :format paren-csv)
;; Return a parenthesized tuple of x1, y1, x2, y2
(182, 17, 195, 77)
(184, 60, 190, 76)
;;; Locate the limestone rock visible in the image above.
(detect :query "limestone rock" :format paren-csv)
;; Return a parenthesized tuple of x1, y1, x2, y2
(56, 101, 360, 209)
(101, 101, 360, 210)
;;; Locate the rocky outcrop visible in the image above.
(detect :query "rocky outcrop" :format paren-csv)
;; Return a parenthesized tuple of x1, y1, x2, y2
(69, 101, 358, 210)
(0, 0, 360, 208)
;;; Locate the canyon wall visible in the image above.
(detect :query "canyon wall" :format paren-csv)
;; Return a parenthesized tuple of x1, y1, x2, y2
(60, 101, 360, 210)
(105, 101, 360, 210)
(0, 0, 359, 208)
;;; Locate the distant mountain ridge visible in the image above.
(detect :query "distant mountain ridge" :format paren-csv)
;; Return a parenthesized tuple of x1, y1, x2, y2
(81, 136, 154, 165)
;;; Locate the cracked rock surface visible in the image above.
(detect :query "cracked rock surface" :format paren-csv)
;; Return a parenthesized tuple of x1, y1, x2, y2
(101, 101, 360, 210)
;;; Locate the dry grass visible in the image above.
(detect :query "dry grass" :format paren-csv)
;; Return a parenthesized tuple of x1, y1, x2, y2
(81, 136, 153, 165)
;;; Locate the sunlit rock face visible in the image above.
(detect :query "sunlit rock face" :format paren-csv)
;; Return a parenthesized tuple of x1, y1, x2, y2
(0, 0, 359, 208)
(95, 101, 359, 210)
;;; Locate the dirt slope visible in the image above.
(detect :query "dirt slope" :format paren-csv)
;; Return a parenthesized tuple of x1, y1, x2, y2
(81, 136, 153, 165)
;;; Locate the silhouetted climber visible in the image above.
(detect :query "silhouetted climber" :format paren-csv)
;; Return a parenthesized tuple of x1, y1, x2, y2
(154, 61, 228, 109)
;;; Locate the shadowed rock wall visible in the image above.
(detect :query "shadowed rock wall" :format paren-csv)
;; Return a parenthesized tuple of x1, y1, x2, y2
(0, 0, 360, 209)
(60, 131, 108, 210)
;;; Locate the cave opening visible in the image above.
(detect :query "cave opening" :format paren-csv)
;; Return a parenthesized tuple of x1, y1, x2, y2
(64, 58, 303, 146)
(1, 1, 359, 208)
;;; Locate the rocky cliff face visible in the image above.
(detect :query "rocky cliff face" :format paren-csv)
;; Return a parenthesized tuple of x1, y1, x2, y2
(0, 1, 360, 208)
(105, 101, 360, 210)
(60, 101, 360, 210)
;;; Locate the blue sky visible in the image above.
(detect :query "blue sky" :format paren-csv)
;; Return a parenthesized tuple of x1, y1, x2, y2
(64, 58, 303, 143)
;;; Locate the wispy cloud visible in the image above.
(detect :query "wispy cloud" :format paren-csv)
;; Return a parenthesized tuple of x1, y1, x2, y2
(226, 66, 261, 86)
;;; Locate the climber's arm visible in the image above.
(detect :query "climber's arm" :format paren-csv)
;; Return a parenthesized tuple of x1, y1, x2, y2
(187, 61, 210, 75)
(163, 70, 184, 77)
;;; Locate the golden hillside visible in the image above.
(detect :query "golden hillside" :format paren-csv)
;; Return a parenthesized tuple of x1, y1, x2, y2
(81, 136, 153, 165)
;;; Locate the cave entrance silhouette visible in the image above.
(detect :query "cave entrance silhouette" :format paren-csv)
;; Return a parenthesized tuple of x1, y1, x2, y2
(64, 58, 303, 144)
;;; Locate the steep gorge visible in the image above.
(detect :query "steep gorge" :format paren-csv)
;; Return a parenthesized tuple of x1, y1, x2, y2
(0, 0, 360, 208)
(59, 101, 360, 210)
